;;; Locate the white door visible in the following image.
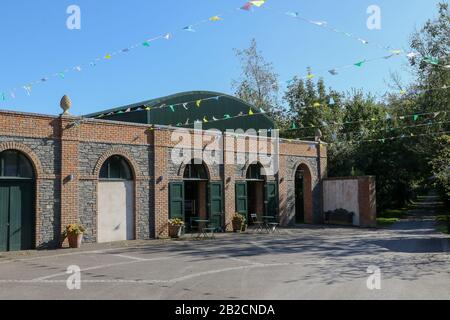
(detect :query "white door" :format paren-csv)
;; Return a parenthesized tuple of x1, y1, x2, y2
(98, 181, 134, 243)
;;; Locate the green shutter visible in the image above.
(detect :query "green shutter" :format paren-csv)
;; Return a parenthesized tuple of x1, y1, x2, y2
(209, 182, 223, 230)
(235, 182, 248, 220)
(0, 184, 9, 252)
(169, 182, 184, 220)
(265, 181, 278, 218)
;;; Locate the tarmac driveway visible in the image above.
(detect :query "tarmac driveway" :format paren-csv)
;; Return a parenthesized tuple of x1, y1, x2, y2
(0, 222, 449, 300)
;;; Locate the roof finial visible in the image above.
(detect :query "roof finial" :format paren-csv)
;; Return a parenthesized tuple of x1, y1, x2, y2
(60, 95, 72, 115)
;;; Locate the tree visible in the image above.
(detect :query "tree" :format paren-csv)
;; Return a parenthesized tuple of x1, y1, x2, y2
(232, 39, 281, 118)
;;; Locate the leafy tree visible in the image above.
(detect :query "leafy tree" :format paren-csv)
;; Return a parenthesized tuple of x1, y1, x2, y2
(232, 39, 282, 119)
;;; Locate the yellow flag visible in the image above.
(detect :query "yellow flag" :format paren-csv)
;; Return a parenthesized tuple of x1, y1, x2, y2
(105, 54, 112, 59)
(209, 16, 222, 21)
(196, 100, 202, 107)
(249, 108, 254, 115)
(307, 74, 314, 79)
(313, 102, 321, 107)
(250, 0, 265, 7)
(203, 116, 208, 123)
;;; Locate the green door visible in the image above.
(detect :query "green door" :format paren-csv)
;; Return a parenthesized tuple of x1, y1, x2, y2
(235, 182, 248, 221)
(0, 181, 35, 252)
(209, 182, 223, 230)
(169, 182, 184, 220)
(265, 181, 278, 218)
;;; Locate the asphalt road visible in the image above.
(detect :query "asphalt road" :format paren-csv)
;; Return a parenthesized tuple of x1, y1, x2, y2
(0, 221, 449, 300)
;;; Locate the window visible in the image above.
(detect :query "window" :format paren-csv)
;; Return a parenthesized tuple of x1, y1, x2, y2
(99, 156, 132, 180)
(246, 163, 264, 180)
(183, 160, 208, 180)
(0, 150, 34, 179)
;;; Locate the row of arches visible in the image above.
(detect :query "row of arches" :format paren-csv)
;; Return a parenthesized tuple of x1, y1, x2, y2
(0, 147, 314, 251)
(0, 149, 136, 252)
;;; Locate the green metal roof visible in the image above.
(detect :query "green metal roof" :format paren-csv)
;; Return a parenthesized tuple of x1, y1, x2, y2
(84, 91, 275, 132)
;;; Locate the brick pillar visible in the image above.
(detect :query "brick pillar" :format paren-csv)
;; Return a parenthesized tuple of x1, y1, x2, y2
(59, 116, 80, 234)
(278, 155, 288, 226)
(224, 134, 235, 231)
(154, 130, 169, 238)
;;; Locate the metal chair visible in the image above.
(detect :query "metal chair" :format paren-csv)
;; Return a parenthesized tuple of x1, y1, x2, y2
(250, 213, 266, 233)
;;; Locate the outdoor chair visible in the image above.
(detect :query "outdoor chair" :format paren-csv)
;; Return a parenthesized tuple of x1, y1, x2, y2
(250, 213, 266, 233)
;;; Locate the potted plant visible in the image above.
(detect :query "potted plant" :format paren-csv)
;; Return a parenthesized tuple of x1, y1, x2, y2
(232, 213, 246, 232)
(63, 224, 85, 248)
(168, 218, 185, 238)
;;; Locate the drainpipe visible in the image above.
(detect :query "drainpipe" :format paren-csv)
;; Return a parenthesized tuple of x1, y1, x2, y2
(315, 135, 323, 224)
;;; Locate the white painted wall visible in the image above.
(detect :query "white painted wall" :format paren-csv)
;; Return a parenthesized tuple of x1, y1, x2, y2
(98, 181, 134, 243)
(323, 179, 360, 226)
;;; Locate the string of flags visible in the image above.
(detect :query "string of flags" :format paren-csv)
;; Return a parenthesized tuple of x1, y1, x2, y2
(284, 110, 448, 132)
(0, 1, 268, 102)
(290, 121, 450, 141)
(2, 0, 448, 103)
(326, 130, 450, 146)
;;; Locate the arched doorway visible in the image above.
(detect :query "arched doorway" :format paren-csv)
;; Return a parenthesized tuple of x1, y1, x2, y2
(246, 163, 266, 224)
(183, 159, 209, 231)
(97, 155, 135, 243)
(0, 150, 35, 251)
(295, 163, 313, 224)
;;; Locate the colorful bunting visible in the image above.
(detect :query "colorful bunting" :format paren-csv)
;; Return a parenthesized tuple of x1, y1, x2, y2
(328, 69, 338, 76)
(250, 0, 266, 7)
(104, 54, 112, 59)
(209, 16, 222, 21)
(224, 114, 231, 119)
(260, 108, 266, 113)
(142, 41, 151, 47)
(413, 115, 419, 121)
(241, 3, 253, 11)
(248, 109, 254, 115)
(196, 100, 202, 108)
(169, 105, 175, 112)
(183, 25, 195, 32)
(182, 103, 188, 110)
(203, 116, 208, 123)
(354, 60, 365, 67)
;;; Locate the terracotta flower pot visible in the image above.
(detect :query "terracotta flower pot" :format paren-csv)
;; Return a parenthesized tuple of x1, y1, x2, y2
(169, 225, 184, 238)
(67, 233, 83, 248)
(232, 221, 243, 232)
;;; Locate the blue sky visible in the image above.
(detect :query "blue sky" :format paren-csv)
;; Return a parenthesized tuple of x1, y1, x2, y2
(0, 0, 444, 115)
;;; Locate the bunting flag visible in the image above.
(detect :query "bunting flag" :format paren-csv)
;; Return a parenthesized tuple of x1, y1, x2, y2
(329, 97, 335, 105)
(169, 105, 175, 112)
(313, 102, 321, 108)
(142, 41, 151, 47)
(203, 116, 208, 123)
(424, 57, 439, 65)
(250, 0, 266, 7)
(224, 114, 231, 119)
(306, 74, 314, 79)
(413, 115, 419, 121)
(291, 122, 297, 130)
(182, 103, 188, 110)
(259, 108, 266, 113)
(209, 16, 222, 21)
(183, 25, 195, 32)
(248, 108, 254, 115)
(286, 12, 299, 18)
(196, 100, 202, 107)
(354, 60, 365, 67)
(328, 69, 338, 75)
(1, 93, 5, 101)
(104, 54, 112, 59)
(241, 3, 253, 11)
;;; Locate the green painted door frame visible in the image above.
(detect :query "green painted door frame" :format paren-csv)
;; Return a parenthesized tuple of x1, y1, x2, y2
(235, 182, 248, 222)
(209, 182, 223, 230)
(169, 182, 184, 221)
(0, 180, 35, 252)
(265, 181, 279, 218)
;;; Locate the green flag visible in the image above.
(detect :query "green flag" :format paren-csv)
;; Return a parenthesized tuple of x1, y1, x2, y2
(354, 60, 365, 67)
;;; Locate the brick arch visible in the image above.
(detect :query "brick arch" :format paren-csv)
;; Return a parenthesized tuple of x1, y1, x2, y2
(177, 158, 211, 180)
(93, 148, 141, 179)
(0, 141, 43, 179)
(293, 161, 314, 224)
(242, 160, 268, 179)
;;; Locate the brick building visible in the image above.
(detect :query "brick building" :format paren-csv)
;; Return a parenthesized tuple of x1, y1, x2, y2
(0, 91, 327, 251)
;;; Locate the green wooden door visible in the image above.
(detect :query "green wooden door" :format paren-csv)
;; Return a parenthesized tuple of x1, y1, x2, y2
(169, 182, 184, 220)
(0, 181, 34, 252)
(0, 183, 9, 252)
(235, 182, 248, 221)
(265, 182, 278, 218)
(209, 182, 223, 230)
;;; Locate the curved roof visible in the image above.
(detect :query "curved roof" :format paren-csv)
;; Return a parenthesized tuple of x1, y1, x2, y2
(85, 91, 275, 132)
